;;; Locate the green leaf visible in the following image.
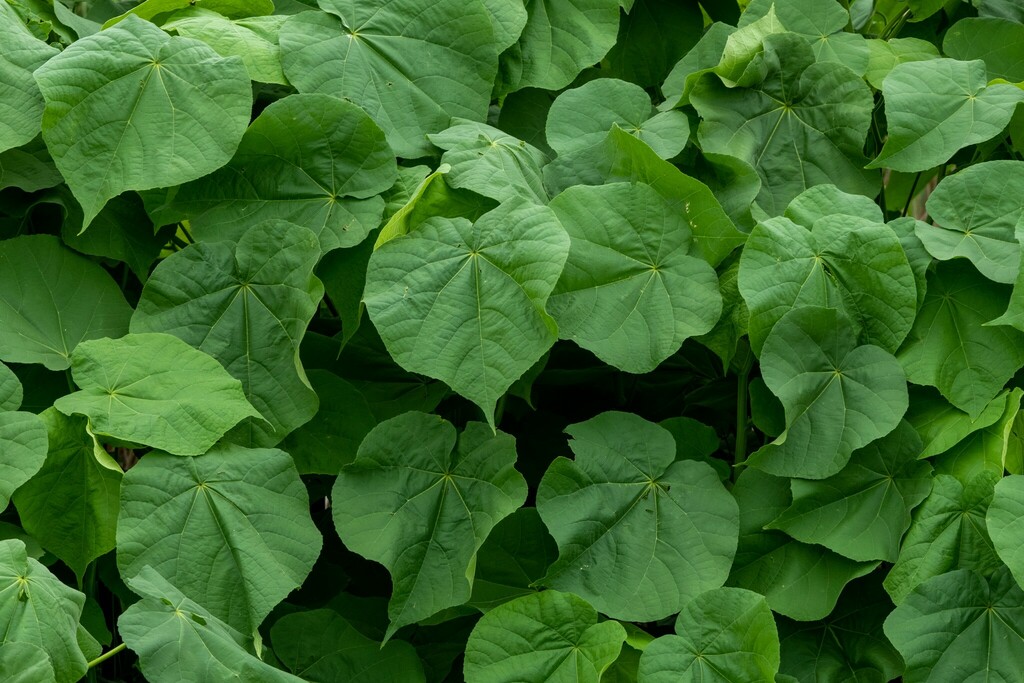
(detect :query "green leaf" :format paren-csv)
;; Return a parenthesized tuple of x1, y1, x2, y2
(638, 587, 780, 683)
(543, 126, 745, 267)
(868, 58, 1024, 173)
(428, 119, 549, 204)
(905, 386, 1007, 459)
(0, 361, 21, 412)
(601, 0, 703, 88)
(728, 468, 878, 621)
(546, 79, 689, 160)
(864, 37, 939, 90)
(279, 370, 376, 475)
(0, 138, 63, 193)
(547, 182, 721, 374)
(691, 32, 876, 216)
(0, 409, 46, 513)
(943, 17, 1024, 82)
(0, 235, 132, 371)
(897, 260, 1024, 419)
(660, 22, 735, 109)
(749, 306, 908, 480)
(884, 472, 1003, 604)
(54, 333, 261, 456)
(932, 388, 1023, 480)
(104, 0, 275, 26)
(986, 475, 1024, 589)
(271, 609, 426, 682)
(777, 575, 904, 682)
(0, 539, 87, 683)
(0, 3, 59, 153)
(468, 507, 558, 612)
(33, 15, 252, 227)
(169, 94, 396, 252)
(119, 567, 304, 683)
(695, 252, 748, 372)
(162, 11, 289, 85)
(884, 567, 1024, 682)
(132, 222, 323, 446)
(917, 160, 1024, 284)
(117, 443, 322, 633)
(12, 410, 119, 579)
(537, 411, 739, 622)
(463, 590, 627, 683)
(498, 0, 620, 93)
(363, 198, 569, 425)
(332, 412, 527, 638)
(0, 642, 56, 683)
(767, 421, 932, 562)
(738, 213, 917, 355)
(279, 0, 498, 158)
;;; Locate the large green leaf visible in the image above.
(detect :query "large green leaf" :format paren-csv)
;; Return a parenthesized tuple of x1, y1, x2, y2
(279, 0, 498, 158)
(943, 17, 1024, 83)
(884, 472, 1003, 604)
(884, 567, 1024, 682)
(537, 411, 739, 622)
(897, 260, 1024, 419)
(637, 587, 780, 683)
(363, 198, 569, 425)
(12, 410, 119, 579)
(767, 421, 932, 562)
(498, 0, 620, 93)
(0, 539, 87, 683)
(132, 222, 323, 446)
(868, 59, 1024, 172)
(0, 3, 59, 153)
(468, 507, 558, 612)
(545, 79, 689, 160)
(691, 32, 875, 216)
(543, 126, 745, 267)
(547, 182, 722, 374)
(0, 235, 132, 371)
(932, 387, 1024, 480)
(728, 468, 878, 621)
(738, 213, 917, 355)
(0, 411, 46, 511)
(169, 94, 396, 252)
(33, 15, 252, 226)
(162, 11, 289, 85)
(986, 475, 1024, 589)
(777, 576, 905, 683)
(117, 443, 322, 633)
(53, 333, 261, 456)
(119, 567, 304, 683)
(463, 590, 627, 683)
(271, 609, 426, 682)
(428, 120, 548, 204)
(749, 306, 908, 480)
(918, 161, 1024, 284)
(332, 412, 527, 638)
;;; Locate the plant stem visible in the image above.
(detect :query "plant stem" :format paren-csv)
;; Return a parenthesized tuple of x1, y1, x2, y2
(87, 643, 126, 669)
(733, 351, 753, 476)
(902, 171, 922, 217)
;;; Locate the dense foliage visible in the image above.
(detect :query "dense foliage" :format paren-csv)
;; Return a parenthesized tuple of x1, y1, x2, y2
(3, 0, 1024, 681)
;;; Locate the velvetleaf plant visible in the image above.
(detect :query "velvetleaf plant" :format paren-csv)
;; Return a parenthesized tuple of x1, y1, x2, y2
(3, 0, 1024, 681)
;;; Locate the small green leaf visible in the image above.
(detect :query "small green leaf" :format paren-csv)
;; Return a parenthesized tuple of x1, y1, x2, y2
(0, 3, 58, 153)
(332, 412, 527, 638)
(943, 17, 1024, 82)
(884, 567, 1024, 682)
(986, 475, 1024, 589)
(0, 539, 87, 683)
(54, 333, 261, 456)
(271, 609, 426, 682)
(117, 443, 322, 632)
(638, 587, 780, 683)
(463, 590, 627, 683)
(548, 182, 722, 374)
(0, 361, 21, 412)
(537, 411, 739, 622)
(34, 15, 253, 226)
(749, 306, 908, 480)
(868, 59, 1024, 172)
(0, 235, 132, 371)
(364, 198, 569, 425)
(162, 11, 289, 85)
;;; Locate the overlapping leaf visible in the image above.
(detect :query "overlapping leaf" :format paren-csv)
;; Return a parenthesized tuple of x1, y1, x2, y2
(332, 412, 527, 638)
(537, 411, 739, 622)
(117, 444, 322, 633)
(132, 221, 323, 446)
(0, 2, 58, 153)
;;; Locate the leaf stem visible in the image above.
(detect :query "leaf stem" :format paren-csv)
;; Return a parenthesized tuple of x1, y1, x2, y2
(902, 171, 922, 217)
(87, 642, 126, 669)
